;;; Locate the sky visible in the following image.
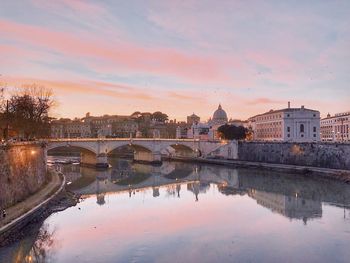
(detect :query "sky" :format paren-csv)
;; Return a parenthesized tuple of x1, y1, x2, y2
(0, 0, 349, 121)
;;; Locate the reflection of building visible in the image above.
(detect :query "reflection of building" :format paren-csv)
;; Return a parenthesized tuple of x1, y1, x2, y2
(187, 182, 210, 201)
(152, 187, 160, 197)
(176, 184, 181, 198)
(248, 189, 322, 223)
(96, 193, 106, 205)
(320, 111, 350, 142)
(96, 178, 108, 205)
(248, 103, 320, 142)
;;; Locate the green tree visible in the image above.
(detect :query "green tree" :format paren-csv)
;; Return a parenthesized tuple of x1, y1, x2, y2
(218, 124, 248, 140)
(151, 111, 168, 123)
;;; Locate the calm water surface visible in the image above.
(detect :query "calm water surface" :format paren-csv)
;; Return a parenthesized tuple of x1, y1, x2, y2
(1, 158, 350, 263)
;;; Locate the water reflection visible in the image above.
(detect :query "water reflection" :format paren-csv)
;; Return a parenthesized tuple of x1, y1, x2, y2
(1, 158, 350, 263)
(59, 159, 350, 222)
(0, 222, 57, 263)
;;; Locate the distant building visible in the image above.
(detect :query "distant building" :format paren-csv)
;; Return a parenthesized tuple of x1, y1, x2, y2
(177, 105, 229, 140)
(176, 122, 189, 139)
(187, 113, 200, 125)
(51, 118, 91, 138)
(320, 111, 350, 142)
(83, 113, 132, 137)
(112, 120, 138, 138)
(208, 104, 228, 126)
(248, 103, 320, 142)
(185, 122, 213, 140)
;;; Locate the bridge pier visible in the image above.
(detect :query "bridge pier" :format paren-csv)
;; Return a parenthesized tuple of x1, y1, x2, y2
(81, 152, 109, 169)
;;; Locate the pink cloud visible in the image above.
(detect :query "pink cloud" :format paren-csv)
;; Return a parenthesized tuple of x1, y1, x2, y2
(32, 0, 106, 15)
(2, 76, 154, 101)
(0, 19, 231, 85)
(247, 97, 285, 105)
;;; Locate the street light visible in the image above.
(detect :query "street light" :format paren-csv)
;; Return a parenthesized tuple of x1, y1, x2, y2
(4, 99, 9, 141)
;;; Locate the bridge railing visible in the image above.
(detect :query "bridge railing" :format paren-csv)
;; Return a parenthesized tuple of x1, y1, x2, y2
(47, 138, 222, 143)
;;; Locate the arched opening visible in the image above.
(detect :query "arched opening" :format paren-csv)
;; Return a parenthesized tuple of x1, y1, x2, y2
(107, 144, 152, 161)
(166, 144, 196, 158)
(107, 143, 160, 165)
(47, 146, 96, 157)
(300, 124, 305, 133)
(47, 145, 107, 168)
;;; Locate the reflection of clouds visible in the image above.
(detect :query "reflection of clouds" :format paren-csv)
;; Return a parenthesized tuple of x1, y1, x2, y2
(59, 158, 350, 222)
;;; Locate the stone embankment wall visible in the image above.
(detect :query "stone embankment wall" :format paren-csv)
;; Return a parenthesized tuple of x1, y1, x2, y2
(0, 142, 48, 209)
(238, 142, 350, 170)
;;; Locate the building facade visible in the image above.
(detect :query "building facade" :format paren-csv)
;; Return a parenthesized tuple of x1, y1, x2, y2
(51, 118, 91, 138)
(177, 104, 229, 140)
(248, 104, 320, 142)
(187, 113, 200, 125)
(320, 111, 350, 142)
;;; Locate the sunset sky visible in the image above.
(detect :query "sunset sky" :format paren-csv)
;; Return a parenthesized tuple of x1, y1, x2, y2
(0, 0, 349, 121)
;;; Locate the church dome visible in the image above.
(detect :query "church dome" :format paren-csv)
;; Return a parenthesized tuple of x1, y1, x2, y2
(212, 104, 228, 122)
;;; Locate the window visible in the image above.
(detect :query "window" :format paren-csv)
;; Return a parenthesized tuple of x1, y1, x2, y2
(300, 124, 305, 133)
(313, 134, 316, 137)
(313, 127, 316, 133)
(287, 134, 290, 138)
(287, 127, 290, 132)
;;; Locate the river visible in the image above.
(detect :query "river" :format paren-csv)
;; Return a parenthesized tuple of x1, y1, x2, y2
(1, 157, 350, 263)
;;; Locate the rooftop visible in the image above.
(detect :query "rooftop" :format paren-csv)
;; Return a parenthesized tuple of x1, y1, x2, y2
(249, 107, 319, 120)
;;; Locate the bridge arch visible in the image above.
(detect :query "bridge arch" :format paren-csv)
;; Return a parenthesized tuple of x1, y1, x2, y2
(164, 143, 197, 158)
(47, 143, 97, 155)
(107, 143, 153, 156)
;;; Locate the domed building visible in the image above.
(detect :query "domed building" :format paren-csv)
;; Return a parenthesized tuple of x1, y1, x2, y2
(210, 104, 228, 126)
(176, 104, 229, 140)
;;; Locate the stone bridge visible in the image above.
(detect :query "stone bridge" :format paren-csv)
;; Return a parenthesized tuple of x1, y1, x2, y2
(47, 138, 238, 168)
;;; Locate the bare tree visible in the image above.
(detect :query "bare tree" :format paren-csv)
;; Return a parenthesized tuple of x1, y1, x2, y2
(8, 84, 56, 139)
(0, 84, 6, 139)
(0, 82, 5, 112)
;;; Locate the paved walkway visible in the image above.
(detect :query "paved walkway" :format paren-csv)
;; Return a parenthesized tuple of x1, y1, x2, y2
(0, 171, 61, 228)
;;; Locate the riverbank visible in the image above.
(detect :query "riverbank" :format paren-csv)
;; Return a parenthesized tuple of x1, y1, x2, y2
(165, 157, 350, 183)
(0, 169, 79, 246)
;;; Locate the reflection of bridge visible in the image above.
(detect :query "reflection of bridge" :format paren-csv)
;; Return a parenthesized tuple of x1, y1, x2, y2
(58, 159, 350, 221)
(47, 138, 238, 168)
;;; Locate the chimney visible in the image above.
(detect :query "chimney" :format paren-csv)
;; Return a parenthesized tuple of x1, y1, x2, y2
(288, 101, 290, 108)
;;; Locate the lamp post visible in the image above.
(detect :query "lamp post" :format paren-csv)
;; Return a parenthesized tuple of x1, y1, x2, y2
(4, 99, 9, 141)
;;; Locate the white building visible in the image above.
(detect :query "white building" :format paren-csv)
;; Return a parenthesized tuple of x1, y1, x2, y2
(248, 103, 320, 142)
(177, 104, 229, 140)
(186, 122, 214, 140)
(320, 111, 350, 142)
(208, 104, 228, 126)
